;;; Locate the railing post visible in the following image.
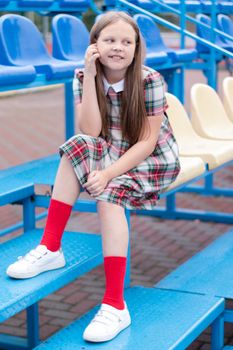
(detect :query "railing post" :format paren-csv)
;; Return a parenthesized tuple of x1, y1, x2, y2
(64, 81, 75, 140)
(209, 0, 217, 89)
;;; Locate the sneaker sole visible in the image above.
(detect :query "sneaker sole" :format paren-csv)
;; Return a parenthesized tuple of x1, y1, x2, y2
(6, 260, 66, 279)
(83, 316, 131, 343)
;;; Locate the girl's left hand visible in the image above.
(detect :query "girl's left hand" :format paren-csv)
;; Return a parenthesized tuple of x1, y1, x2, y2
(83, 170, 110, 197)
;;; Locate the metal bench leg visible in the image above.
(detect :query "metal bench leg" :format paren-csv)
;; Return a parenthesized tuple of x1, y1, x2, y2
(23, 197, 35, 232)
(182, 173, 233, 197)
(135, 192, 233, 224)
(125, 209, 131, 288)
(166, 67, 184, 102)
(27, 303, 40, 349)
(211, 313, 224, 350)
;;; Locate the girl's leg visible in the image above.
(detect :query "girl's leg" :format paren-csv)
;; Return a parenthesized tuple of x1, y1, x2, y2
(51, 154, 81, 205)
(98, 201, 129, 310)
(40, 154, 81, 251)
(83, 201, 130, 342)
(6, 154, 81, 278)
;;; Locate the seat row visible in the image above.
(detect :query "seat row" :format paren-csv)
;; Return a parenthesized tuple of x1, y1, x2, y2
(0, 13, 192, 104)
(105, 0, 233, 13)
(196, 14, 233, 55)
(0, 12, 193, 86)
(1, 13, 232, 90)
(133, 13, 233, 63)
(1, 0, 233, 13)
(0, 0, 90, 12)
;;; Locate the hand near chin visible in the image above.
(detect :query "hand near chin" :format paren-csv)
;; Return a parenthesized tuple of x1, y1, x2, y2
(84, 44, 100, 77)
(83, 170, 109, 197)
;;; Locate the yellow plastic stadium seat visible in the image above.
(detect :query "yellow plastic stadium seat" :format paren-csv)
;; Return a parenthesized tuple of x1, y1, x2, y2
(191, 83, 233, 140)
(165, 92, 233, 170)
(223, 77, 233, 123)
(166, 156, 206, 191)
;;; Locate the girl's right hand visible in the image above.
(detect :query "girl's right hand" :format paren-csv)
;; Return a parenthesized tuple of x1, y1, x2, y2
(84, 44, 100, 77)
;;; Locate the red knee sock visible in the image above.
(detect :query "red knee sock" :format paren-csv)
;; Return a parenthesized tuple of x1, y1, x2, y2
(40, 198, 72, 252)
(102, 256, 127, 310)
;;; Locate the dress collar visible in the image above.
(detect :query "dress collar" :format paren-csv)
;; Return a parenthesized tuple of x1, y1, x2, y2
(103, 76, 124, 95)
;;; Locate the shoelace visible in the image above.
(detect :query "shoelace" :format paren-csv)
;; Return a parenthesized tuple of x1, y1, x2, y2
(92, 309, 122, 326)
(17, 246, 48, 263)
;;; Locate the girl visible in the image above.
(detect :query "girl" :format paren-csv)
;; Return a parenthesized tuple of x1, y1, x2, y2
(6, 11, 180, 342)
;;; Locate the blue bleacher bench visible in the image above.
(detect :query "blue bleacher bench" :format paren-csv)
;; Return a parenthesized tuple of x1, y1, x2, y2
(156, 227, 233, 349)
(0, 228, 102, 349)
(34, 287, 225, 350)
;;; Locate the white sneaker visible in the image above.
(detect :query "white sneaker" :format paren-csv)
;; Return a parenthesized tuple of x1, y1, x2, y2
(6, 245, 66, 279)
(83, 302, 131, 342)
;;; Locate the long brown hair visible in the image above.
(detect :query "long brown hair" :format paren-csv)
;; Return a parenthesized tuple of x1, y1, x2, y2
(90, 11, 147, 145)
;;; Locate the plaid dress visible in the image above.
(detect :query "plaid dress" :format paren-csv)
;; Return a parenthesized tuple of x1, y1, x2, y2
(59, 66, 180, 210)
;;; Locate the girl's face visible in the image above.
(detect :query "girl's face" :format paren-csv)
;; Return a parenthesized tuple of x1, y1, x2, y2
(96, 20, 137, 80)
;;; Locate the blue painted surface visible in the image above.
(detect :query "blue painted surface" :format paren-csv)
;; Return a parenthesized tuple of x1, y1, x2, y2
(0, 228, 102, 322)
(34, 287, 224, 350)
(156, 228, 233, 299)
(0, 184, 34, 207)
(162, 0, 202, 12)
(217, 14, 233, 46)
(0, 0, 9, 5)
(0, 65, 36, 86)
(59, 0, 90, 8)
(0, 334, 28, 350)
(0, 154, 59, 190)
(18, 0, 53, 6)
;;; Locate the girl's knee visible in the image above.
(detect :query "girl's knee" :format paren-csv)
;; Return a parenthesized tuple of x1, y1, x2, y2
(97, 201, 125, 214)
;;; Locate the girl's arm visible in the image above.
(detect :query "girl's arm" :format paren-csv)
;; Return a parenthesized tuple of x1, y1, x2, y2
(77, 44, 102, 137)
(104, 115, 163, 180)
(83, 116, 163, 196)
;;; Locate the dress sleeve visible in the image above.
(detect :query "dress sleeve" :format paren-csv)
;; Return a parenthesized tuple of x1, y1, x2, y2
(143, 71, 168, 117)
(73, 69, 84, 105)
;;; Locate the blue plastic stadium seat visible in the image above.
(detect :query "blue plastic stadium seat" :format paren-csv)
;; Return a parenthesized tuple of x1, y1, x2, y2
(17, 0, 53, 6)
(0, 0, 10, 6)
(133, 0, 157, 11)
(58, 0, 90, 8)
(0, 65, 36, 86)
(217, 14, 233, 46)
(218, 0, 233, 12)
(161, 0, 201, 12)
(199, 0, 220, 12)
(133, 14, 168, 66)
(196, 14, 233, 54)
(103, 0, 115, 8)
(135, 14, 197, 64)
(0, 14, 78, 80)
(52, 14, 89, 65)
